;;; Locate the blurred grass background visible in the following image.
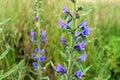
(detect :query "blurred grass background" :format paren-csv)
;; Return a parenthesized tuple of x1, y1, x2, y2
(0, 0, 120, 80)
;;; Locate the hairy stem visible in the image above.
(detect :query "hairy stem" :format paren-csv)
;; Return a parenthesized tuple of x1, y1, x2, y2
(36, 5, 42, 80)
(67, 0, 77, 80)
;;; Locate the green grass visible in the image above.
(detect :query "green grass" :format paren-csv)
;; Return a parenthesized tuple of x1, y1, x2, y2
(0, 0, 120, 80)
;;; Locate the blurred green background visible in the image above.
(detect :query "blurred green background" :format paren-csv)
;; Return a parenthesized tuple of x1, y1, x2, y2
(0, 0, 120, 80)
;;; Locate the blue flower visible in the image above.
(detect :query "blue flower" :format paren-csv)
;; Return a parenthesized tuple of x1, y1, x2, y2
(41, 49, 45, 53)
(31, 53, 38, 58)
(75, 70, 83, 79)
(80, 19, 88, 28)
(59, 19, 68, 28)
(77, 52, 87, 61)
(36, 48, 40, 53)
(39, 56, 46, 62)
(54, 64, 67, 73)
(42, 37, 47, 43)
(32, 62, 38, 68)
(41, 30, 46, 37)
(75, 31, 80, 37)
(63, 6, 69, 13)
(36, 16, 39, 21)
(82, 27, 90, 37)
(68, 20, 72, 27)
(79, 41, 86, 51)
(30, 30, 36, 37)
(60, 37, 67, 44)
(76, 37, 82, 42)
(74, 44, 79, 50)
(74, 41, 86, 51)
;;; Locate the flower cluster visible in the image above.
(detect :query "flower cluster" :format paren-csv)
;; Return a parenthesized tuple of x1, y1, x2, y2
(41, 30, 47, 43)
(30, 29, 47, 43)
(30, 16, 47, 70)
(54, 64, 67, 74)
(54, 2, 91, 79)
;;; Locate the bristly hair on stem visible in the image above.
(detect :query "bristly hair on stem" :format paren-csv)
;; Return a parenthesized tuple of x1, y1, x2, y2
(67, 0, 77, 80)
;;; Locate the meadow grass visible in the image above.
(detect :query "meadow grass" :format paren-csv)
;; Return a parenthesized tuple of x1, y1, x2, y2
(0, 0, 120, 80)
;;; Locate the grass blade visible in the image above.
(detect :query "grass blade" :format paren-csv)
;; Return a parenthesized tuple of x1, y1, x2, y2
(0, 46, 10, 60)
(0, 18, 11, 25)
(0, 60, 25, 79)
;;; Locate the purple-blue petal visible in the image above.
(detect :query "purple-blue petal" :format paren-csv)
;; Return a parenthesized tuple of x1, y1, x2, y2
(75, 70, 83, 79)
(32, 62, 38, 68)
(31, 53, 39, 58)
(54, 64, 62, 72)
(77, 52, 87, 61)
(36, 48, 40, 53)
(82, 27, 91, 37)
(42, 37, 47, 43)
(60, 37, 67, 44)
(36, 16, 39, 21)
(60, 67, 67, 73)
(74, 42, 86, 51)
(78, 42, 86, 51)
(80, 19, 88, 28)
(68, 21, 72, 27)
(75, 31, 80, 37)
(76, 37, 82, 42)
(39, 56, 46, 62)
(54, 64, 67, 73)
(41, 49, 45, 53)
(63, 6, 69, 13)
(41, 30, 46, 37)
(30, 30, 36, 37)
(59, 19, 68, 28)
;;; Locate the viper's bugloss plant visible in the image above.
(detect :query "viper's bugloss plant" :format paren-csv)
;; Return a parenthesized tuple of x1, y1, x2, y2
(52, 0, 93, 80)
(30, 0, 49, 80)
(30, 19, 48, 80)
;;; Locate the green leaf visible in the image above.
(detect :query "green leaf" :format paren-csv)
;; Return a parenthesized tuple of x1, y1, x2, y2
(0, 46, 10, 60)
(83, 65, 92, 74)
(0, 18, 11, 25)
(50, 60, 55, 68)
(44, 62, 50, 70)
(105, 74, 111, 80)
(54, 45, 67, 59)
(0, 60, 25, 79)
(27, 74, 34, 80)
(41, 77, 50, 80)
(80, 6, 96, 16)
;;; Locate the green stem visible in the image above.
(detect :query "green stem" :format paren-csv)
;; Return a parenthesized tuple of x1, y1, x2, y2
(37, 21, 42, 80)
(67, 0, 77, 80)
(36, 7, 42, 80)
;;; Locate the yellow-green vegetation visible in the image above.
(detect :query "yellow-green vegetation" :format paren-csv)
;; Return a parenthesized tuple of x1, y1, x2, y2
(0, 0, 120, 80)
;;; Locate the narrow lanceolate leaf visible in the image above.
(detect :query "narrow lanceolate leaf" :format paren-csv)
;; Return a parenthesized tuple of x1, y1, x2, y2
(44, 62, 50, 70)
(53, 45, 67, 59)
(50, 60, 55, 68)
(0, 60, 25, 79)
(27, 74, 34, 80)
(80, 6, 96, 16)
(0, 46, 10, 60)
(41, 77, 50, 80)
(105, 74, 111, 80)
(83, 65, 92, 74)
(0, 18, 11, 25)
